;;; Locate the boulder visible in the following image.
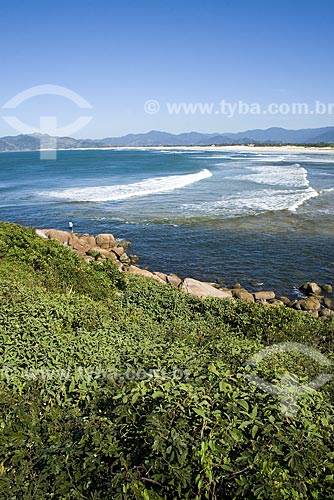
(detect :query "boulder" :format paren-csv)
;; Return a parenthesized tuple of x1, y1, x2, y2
(232, 283, 242, 289)
(45, 229, 69, 245)
(68, 234, 91, 253)
(153, 272, 168, 283)
(167, 274, 182, 287)
(78, 234, 96, 248)
(119, 252, 130, 263)
(118, 240, 131, 249)
(87, 247, 117, 260)
(205, 282, 221, 289)
(129, 254, 139, 264)
(322, 284, 333, 294)
(95, 233, 116, 249)
(35, 229, 48, 239)
(253, 291, 275, 301)
(279, 296, 291, 306)
(319, 308, 334, 318)
(127, 265, 155, 279)
(231, 288, 255, 303)
(323, 297, 334, 310)
(152, 273, 167, 284)
(299, 296, 321, 312)
(182, 278, 233, 299)
(268, 299, 284, 307)
(111, 246, 125, 258)
(300, 282, 322, 296)
(87, 246, 105, 255)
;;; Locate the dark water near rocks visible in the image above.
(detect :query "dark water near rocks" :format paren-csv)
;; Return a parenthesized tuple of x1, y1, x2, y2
(1, 147, 334, 297)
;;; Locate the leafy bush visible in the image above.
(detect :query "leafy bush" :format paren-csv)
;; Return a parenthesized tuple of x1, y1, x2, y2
(0, 222, 334, 499)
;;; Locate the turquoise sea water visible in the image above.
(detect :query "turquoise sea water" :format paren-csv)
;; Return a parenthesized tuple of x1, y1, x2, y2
(1, 147, 334, 297)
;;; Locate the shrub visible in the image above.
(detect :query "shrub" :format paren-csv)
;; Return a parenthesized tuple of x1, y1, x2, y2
(0, 223, 334, 499)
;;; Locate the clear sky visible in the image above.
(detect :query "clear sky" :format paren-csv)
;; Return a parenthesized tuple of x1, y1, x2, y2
(1, 0, 334, 137)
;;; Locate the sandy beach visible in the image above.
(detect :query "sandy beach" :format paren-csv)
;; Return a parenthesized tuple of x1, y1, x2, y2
(129, 145, 334, 154)
(63, 145, 334, 154)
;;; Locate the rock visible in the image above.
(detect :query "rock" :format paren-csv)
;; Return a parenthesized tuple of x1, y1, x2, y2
(87, 246, 104, 255)
(231, 288, 255, 303)
(129, 254, 139, 264)
(253, 291, 275, 301)
(118, 240, 131, 249)
(95, 233, 116, 249)
(300, 282, 322, 296)
(153, 272, 168, 283)
(319, 308, 334, 318)
(299, 296, 321, 312)
(127, 265, 155, 279)
(45, 229, 69, 245)
(79, 234, 96, 248)
(322, 284, 333, 294)
(323, 297, 334, 310)
(152, 273, 167, 284)
(119, 252, 130, 263)
(69, 234, 91, 253)
(167, 274, 182, 287)
(35, 229, 48, 239)
(268, 299, 284, 307)
(232, 283, 241, 289)
(182, 278, 233, 299)
(87, 247, 117, 260)
(279, 296, 291, 306)
(111, 246, 125, 258)
(205, 282, 221, 289)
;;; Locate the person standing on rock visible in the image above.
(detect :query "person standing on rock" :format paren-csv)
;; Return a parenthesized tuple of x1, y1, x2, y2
(68, 221, 74, 233)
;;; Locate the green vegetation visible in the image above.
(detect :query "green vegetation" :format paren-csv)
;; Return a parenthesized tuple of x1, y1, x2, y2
(0, 222, 334, 499)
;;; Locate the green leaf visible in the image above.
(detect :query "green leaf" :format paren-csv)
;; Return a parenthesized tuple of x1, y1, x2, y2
(251, 425, 258, 439)
(239, 400, 249, 412)
(194, 408, 206, 419)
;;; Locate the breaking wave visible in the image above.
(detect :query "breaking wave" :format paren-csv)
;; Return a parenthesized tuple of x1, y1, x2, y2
(38, 169, 212, 202)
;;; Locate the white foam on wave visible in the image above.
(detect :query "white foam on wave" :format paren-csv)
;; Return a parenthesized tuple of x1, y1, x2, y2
(182, 186, 319, 216)
(293, 156, 334, 164)
(191, 155, 232, 159)
(38, 169, 212, 202)
(155, 149, 184, 154)
(182, 162, 319, 215)
(231, 155, 287, 162)
(232, 164, 310, 188)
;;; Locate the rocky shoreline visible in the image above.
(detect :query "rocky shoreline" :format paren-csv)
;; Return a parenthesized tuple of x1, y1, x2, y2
(36, 228, 334, 320)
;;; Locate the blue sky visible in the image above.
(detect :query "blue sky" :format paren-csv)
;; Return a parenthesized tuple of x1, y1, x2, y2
(1, 0, 334, 137)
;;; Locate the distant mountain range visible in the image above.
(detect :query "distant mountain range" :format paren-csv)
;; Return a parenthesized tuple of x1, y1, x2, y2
(0, 134, 102, 152)
(1, 127, 334, 151)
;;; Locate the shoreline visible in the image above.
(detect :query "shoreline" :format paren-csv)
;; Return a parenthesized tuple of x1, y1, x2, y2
(1, 144, 334, 154)
(36, 227, 334, 320)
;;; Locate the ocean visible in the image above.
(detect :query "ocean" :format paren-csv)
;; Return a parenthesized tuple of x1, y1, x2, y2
(1, 147, 334, 297)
